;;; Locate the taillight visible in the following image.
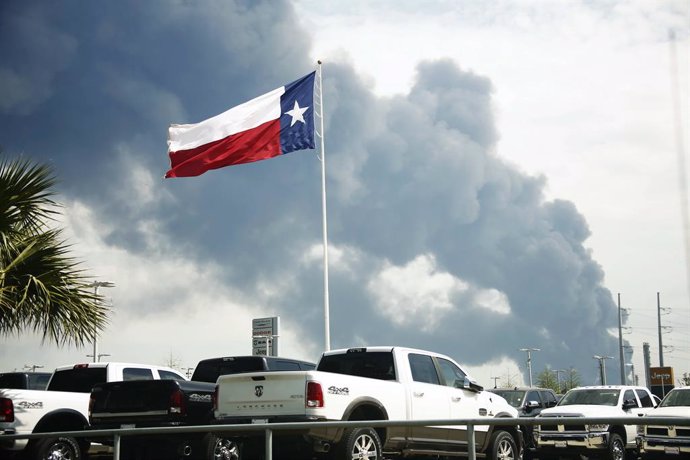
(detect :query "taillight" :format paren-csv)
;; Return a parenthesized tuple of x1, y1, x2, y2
(212, 385, 219, 412)
(169, 388, 186, 416)
(0, 398, 14, 422)
(88, 393, 95, 419)
(306, 381, 324, 408)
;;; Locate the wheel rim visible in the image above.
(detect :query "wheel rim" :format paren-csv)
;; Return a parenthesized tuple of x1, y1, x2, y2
(213, 438, 240, 460)
(46, 440, 75, 460)
(611, 438, 625, 460)
(496, 436, 515, 460)
(350, 433, 378, 460)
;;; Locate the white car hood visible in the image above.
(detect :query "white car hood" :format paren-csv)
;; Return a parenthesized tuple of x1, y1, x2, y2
(646, 406, 690, 417)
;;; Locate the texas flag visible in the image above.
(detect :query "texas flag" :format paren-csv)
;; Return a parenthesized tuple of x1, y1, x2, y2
(165, 72, 316, 178)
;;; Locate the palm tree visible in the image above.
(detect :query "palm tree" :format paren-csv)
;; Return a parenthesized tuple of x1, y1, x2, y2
(0, 154, 109, 345)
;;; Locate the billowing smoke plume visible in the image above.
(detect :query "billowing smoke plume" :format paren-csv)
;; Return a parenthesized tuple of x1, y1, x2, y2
(0, 0, 620, 383)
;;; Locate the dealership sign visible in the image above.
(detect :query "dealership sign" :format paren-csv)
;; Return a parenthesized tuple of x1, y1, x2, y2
(252, 316, 280, 356)
(650, 366, 674, 386)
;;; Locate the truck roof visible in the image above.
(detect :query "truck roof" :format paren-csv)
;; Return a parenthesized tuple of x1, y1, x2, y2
(53, 362, 182, 372)
(323, 346, 451, 357)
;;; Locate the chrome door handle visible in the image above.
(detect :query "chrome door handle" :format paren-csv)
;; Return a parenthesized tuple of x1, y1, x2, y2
(413, 392, 424, 397)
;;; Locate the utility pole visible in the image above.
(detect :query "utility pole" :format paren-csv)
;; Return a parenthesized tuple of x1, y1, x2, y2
(658, 292, 664, 367)
(491, 376, 501, 388)
(593, 355, 614, 385)
(617, 294, 624, 384)
(519, 348, 540, 387)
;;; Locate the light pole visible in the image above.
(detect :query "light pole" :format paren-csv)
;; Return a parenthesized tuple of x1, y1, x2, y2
(86, 353, 111, 362)
(519, 348, 540, 387)
(554, 369, 567, 393)
(593, 355, 614, 385)
(24, 364, 44, 372)
(87, 281, 114, 363)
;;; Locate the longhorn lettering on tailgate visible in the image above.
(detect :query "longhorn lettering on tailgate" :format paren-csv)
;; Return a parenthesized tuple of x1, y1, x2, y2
(328, 386, 349, 396)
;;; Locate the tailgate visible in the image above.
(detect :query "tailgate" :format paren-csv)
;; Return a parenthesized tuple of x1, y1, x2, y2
(216, 371, 308, 419)
(90, 380, 177, 417)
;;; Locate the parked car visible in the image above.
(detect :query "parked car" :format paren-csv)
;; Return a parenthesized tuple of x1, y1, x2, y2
(0, 372, 51, 391)
(208, 346, 522, 460)
(489, 387, 558, 457)
(637, 386, 690, 458)
(535, 385, 657, 460)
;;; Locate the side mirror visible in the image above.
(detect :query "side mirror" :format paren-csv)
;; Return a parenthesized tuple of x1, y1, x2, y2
(525, 400, 541, 410)
(622, 399, 637, 410)
(457, 377, 483, 392)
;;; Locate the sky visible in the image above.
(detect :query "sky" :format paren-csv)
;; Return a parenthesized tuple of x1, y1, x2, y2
(1, 0, 688, 389)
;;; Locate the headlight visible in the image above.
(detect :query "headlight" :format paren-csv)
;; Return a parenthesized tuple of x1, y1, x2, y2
(587, 424, 609, 431)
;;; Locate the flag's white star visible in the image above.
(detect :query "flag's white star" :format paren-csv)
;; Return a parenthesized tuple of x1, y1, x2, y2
(285, 100, 309, 127)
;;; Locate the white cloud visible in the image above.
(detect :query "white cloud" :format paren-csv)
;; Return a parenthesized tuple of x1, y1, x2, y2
(368, 254, 467, 331)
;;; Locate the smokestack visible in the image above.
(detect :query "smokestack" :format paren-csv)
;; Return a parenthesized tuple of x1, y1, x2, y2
(643, 342, 651, 389)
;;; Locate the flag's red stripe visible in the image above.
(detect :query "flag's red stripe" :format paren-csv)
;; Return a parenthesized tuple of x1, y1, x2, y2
(165, 119, 281, 178)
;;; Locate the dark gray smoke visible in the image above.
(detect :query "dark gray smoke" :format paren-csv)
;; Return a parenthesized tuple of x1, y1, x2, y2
(0, 0, 621, 383)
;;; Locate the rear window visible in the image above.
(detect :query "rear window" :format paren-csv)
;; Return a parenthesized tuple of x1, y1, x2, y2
(122, 368, 154, 381)
(0, 374, 25, 389)
(191, 357, 267, 383)
(318, 351, 396, 381)
(28, 373, 51, 390)
(47, 367, 108, 392)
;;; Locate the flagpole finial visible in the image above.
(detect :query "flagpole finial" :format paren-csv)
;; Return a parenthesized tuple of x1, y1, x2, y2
(317, 60, 322, 65)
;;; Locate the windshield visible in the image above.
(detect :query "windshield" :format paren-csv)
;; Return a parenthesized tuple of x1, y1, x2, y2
(559, 389, 620, 406)
(490, 390, 524, 408)
(660, 389, 690, 407)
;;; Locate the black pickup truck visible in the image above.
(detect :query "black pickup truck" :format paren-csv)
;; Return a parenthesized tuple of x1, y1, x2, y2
(88, 355, 315, 460)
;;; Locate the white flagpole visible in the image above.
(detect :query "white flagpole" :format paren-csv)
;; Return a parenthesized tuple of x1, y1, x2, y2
(316, 60, 331, 351)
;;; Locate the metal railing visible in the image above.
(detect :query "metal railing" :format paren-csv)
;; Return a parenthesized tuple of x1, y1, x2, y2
(3, 416, 689, 460)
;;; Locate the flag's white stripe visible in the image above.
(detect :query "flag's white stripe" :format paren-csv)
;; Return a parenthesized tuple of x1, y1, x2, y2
(168, 86, 286, 152)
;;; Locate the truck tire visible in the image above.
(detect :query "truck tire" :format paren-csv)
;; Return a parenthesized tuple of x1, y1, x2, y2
(606, 433, 626, 460)
(202, 434, 242, 460)
(29, 436, 84, 460)
(487, 429, 517, 460)
(338, 427, 382, 460)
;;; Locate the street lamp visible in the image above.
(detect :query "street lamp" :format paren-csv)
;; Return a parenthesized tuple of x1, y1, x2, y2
(87, 281, 114, 363)
(593, 355, 614, 385)
(86, 353, 111, 362)
(519, 348, 540, 387)
(554, 369, 567, 393)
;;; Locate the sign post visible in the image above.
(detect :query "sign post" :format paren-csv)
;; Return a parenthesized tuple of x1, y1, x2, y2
(252, 317, 280, 357)
(649, 366, 674, 399)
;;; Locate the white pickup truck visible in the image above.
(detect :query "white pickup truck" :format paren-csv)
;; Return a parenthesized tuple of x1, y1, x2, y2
(209, 346, 522, 460)
(0, 361, 187, 460)
(535, 385, 657, 460)
(636, 386, 690, 457)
